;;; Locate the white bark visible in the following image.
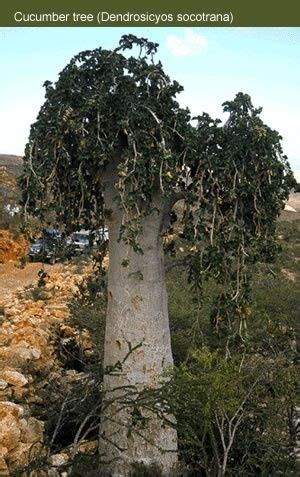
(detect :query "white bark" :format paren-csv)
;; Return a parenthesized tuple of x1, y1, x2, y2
(99, 169, 177, 475)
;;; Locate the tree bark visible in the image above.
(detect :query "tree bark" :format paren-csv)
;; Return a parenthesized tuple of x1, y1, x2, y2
(99, 170, 177, 475)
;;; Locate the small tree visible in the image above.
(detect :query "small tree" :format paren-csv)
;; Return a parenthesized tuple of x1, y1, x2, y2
(163, 347, 296, 476)
(20, 35, 294, 475)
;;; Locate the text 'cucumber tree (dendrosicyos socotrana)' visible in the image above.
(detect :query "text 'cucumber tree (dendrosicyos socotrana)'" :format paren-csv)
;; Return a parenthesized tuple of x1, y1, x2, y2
(19, 35, 295, 475)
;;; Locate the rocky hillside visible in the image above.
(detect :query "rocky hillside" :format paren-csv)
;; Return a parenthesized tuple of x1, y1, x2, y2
(0, 155, 23, 176)
(0, 155, 23, 203)
(0, 230, 28, 264)
(0, 155, 26, 262)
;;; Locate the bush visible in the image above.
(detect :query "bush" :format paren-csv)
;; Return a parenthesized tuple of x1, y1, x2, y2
(163, 218, 299, 475)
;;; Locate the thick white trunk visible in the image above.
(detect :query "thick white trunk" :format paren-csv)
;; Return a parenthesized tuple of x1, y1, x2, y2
(99, 182, 177, 475)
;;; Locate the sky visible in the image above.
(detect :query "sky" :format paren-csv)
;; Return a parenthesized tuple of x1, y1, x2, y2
(0, 27, 299, 179)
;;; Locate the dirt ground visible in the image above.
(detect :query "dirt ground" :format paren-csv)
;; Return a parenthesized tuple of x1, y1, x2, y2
(0, 261, 62, 305)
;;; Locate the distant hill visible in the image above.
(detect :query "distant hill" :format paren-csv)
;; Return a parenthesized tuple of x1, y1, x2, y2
(0, 154, 23, 203)
(0, 154, 23, 175)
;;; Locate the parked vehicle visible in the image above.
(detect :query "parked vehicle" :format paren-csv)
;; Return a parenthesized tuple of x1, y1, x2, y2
(28, 229, 70, 264)
(68, 228, 109, 254)
(69, 231, 90, 253)
(28, 240, 54, 263)
(29, 227, 109, 263)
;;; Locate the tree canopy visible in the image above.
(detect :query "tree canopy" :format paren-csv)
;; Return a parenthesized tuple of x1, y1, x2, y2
(20, 34, 295, 340)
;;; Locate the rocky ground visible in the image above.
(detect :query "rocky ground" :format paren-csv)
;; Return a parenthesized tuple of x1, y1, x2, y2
(0, 261, 98, 476)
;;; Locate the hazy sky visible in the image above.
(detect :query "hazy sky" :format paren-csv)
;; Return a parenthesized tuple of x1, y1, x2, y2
(0, 27, 299, 177)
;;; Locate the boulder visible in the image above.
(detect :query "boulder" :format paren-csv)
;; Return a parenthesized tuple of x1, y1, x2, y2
(20, 417, 44, 444)
(0, 445, 8, 459)
(0, 414, 21, 451)
(0, 456, 9, 476)
(49, 452, 69, 467)
(0, 370, 28, 387)
(0, 379, 8, 390)
(6, 442, 33, 469)
(0, 402, 24, 418)
(78, 439, 98, 455)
